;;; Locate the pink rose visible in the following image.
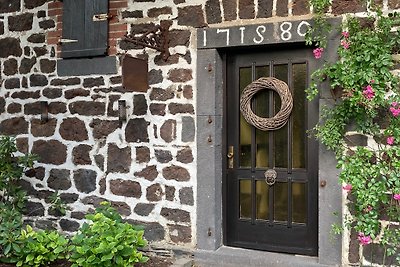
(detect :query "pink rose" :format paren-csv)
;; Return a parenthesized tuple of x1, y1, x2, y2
(341, 40, 350, 49)
(358, 233, 372, 245)
(394, 194, 400, 200)
(342, 31, 350, 38)
(363, 85, 374, 100)
(313, 47, 324, 59)
(387, 136, 394, 145)
(390, 107, 400, 117)
(343, 184, 352, 191)
(390, 102, 400, 117)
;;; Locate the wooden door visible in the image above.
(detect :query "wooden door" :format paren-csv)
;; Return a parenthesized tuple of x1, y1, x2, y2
(225, 47, 319, 255)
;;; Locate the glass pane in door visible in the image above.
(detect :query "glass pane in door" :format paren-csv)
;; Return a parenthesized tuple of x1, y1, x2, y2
(274, 182, 288, 222)
(239, 67, 252, 168)
(239, 179, 251, 219)
(292, 63, 307, 168)
(292, 182, 307, 223)
(256, 180, 269, 220)
(273, 64, 288, 168)
(255, 66, 270, 168)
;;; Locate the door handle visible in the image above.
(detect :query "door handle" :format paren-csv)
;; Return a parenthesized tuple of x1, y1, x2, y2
(227, 146, 234, 169)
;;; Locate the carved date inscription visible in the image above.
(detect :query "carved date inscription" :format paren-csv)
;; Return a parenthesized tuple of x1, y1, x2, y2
(198, 20, 311, 49)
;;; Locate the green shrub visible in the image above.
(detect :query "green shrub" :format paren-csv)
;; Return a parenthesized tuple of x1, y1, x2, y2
(14, 225, 69, 267)
(69, 202, 148, 267)
(0, 136, 36, 262)
(0, 204, 24, 263)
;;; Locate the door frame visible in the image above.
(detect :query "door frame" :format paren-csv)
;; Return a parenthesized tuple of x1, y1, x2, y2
(195, 18, 342, 266)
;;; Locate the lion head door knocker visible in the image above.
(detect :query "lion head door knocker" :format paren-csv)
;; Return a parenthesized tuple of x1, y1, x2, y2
(264, 169, 277, 186)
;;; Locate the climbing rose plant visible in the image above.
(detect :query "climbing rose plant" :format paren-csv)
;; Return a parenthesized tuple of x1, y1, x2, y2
(307, 1, 400, 264)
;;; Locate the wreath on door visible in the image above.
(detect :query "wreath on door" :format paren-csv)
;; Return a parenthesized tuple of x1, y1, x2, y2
(239, 77, 293, 131)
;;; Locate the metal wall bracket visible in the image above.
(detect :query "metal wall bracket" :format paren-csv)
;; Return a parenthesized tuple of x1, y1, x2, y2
(118, 100, 127, 127)
(124, 20, 171, 61)
(41, 101, 49, 123)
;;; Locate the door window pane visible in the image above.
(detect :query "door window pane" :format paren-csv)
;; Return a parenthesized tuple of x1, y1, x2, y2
(273, 64, 288, 168)
(256, 180, 269, 220)
(239, 67, 252, 168)
(274, 182, 288, 222)
(255, 66, 270, 168)
(239, 179, 252, 219)
(292, 182, 307, 223)
(292, 63, 306, 168)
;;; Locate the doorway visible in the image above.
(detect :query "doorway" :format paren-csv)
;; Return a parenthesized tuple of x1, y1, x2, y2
(224, 47, 319, 255)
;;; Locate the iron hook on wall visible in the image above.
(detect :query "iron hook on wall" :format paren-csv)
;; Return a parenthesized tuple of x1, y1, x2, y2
(118, 100, 127, 127)
(123, 20, 172, 61)
(40, 101, 49, 123)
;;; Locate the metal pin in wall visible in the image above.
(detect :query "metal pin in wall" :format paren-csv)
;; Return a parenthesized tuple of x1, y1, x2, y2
(40, 101, 48, 123)
(118, 100, 127, 127)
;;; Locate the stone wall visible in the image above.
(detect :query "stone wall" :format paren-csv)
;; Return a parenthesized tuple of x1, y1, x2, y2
(0, 0, 399, 263)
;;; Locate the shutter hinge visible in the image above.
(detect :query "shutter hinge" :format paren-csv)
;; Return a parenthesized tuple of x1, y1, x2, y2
(59, 38, 78, 44)
(93, 13, 113, 22)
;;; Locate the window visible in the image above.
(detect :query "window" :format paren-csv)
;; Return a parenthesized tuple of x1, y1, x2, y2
(61, 0, 108, 58)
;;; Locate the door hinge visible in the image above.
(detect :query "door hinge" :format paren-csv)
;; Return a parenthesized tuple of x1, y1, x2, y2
(59, 38, 78, 44)
(93, 13, 113, 22)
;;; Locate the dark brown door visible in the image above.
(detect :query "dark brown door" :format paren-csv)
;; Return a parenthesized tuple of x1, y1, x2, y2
(225, 47, 318, 255)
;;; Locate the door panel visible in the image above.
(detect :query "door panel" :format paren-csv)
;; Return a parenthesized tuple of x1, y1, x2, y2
(225, 48, 318, 255)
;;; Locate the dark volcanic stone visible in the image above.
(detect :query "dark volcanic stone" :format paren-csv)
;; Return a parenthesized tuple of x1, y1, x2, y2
(31, 118, 57, 137)
(177, 5, 206, 27)
(8, 102, 22, 113)
(24, 201, 44, 216)
(59, 219, 80, 232)
(133, 94, 147, 115)
(43, 88, 62, 99)
(134, 203, 155, 216)
(39, 19, 55, 30)
(160, 119, 176, 142)
(3, 58, 18, 75)
(110, 179, 141, 198)
(0, 37, 22, 57)
(0, 0, 20, 13)
(134, 165, 158, 181)
(30, 74, 48, 87)
(155, 149, 173, 163)
(47, 169, 71, 190)
(59, 118, 88, 141)
(72, 144, 92, 165)
(136, 146, 150, 163)
(179, 187, 194, 205)
(8, 13, 33, 31)
(146, 183, 163, 201)
(160, 207, 190, 223)
(73, 169, 97, 193)
(90, 119, 119, 139)
(0, 117, 28, 135)
(205, 0, 222, 24)
(32, 140, 67, 165)
(40, 59, 56, 73)
(168, 224, 192, 243)
(20, 57, 37, 74)
(125, 118, 150, 143)
(162, 165, 190, 181)
(27, 33, 45, 43)
(107, 144, 131, 173)
(69, 101, 106, 116)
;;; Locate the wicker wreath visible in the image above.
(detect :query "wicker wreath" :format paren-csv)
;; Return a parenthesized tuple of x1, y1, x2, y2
(240, 77, 293, 131)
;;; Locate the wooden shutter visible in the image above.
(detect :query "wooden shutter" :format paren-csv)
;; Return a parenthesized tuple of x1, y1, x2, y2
(61, 0, 108, 58)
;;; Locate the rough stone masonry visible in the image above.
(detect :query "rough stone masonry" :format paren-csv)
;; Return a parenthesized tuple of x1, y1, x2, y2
(0, 0, 400, 265)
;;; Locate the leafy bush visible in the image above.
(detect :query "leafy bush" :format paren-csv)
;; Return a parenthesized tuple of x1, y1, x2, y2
(0, 136, 36, 262)
(0, 204, 24, 263)
(307, 1, 400, 264)
(0, 135, 36, 210)
(69, 202, 148, 267)
(14, 225, 69, 267)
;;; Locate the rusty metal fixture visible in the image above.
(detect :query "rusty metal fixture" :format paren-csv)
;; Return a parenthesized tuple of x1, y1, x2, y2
(122, 55, 148, 92)
(124, 20, 171, 61)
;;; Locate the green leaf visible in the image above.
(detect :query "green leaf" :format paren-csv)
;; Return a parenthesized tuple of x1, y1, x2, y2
(4, 243, 11, 255)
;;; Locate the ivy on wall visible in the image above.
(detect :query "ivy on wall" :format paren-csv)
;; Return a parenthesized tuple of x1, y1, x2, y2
(307, 0, 400, 264)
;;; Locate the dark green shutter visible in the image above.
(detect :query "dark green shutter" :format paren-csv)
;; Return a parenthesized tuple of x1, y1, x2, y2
(61, 0, 108, 58)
